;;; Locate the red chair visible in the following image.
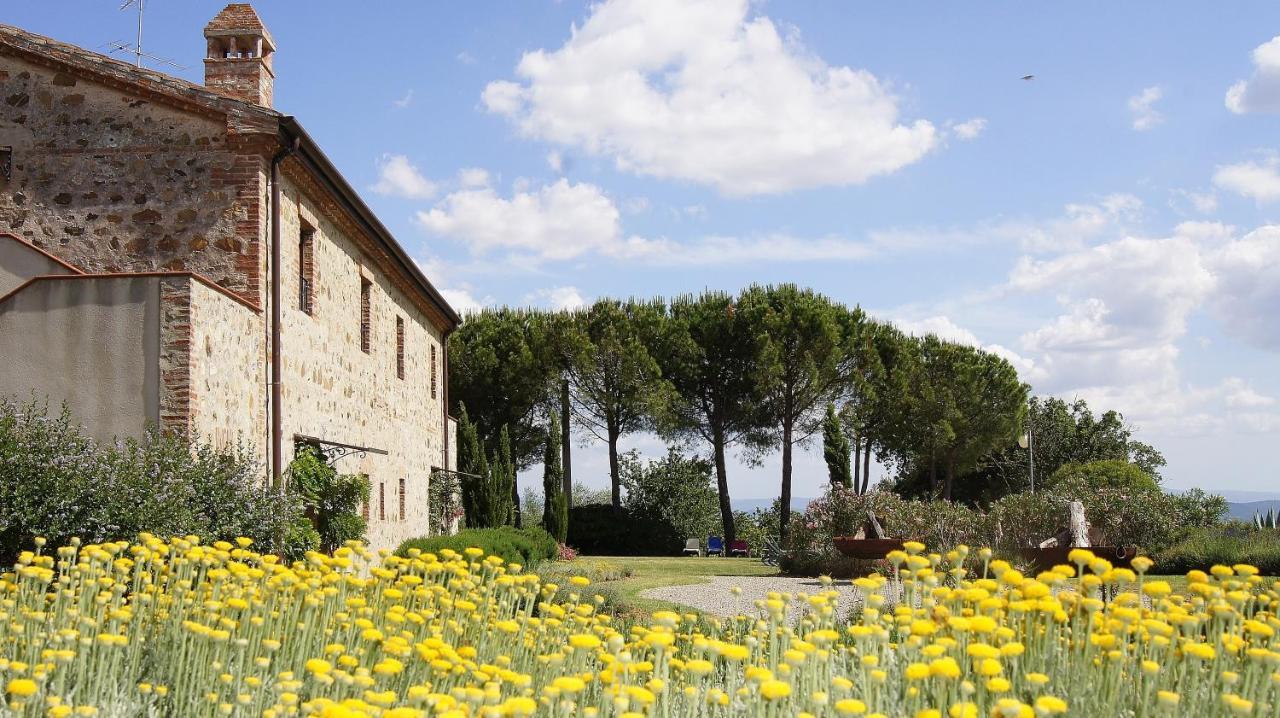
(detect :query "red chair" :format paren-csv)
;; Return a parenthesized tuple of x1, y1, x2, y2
(729, 539, 750, 557)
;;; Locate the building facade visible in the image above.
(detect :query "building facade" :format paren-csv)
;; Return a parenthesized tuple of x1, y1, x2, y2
(0, 5, 460, 552)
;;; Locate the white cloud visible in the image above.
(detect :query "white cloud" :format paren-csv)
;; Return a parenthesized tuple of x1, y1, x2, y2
(372, 154, 437, 200)
(621, 197, 650, 214)
(482, 0, 937, 195)
(392, 89, 414, 109)
(415, 178, 644, 261)
(546, 151, 563, 173)
(866, 193, 1143, 255)
(440, 287, 489, 314)
(951, 117, 987, 140)
(1128, 86, 1163, 130)
(1213, 157, 1280, 202)
(526, 286, 588, 311)
(1170, 189, 1219, 215)
(456, 51, 477, 65)
(1207, 225, 1280, 349)
(1226, 35, 1280, 114)
(456, 167, 490, 188)
(640, 234, 874, 265)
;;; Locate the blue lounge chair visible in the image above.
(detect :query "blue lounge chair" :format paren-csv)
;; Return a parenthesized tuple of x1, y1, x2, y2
(706, 535, 724, 556)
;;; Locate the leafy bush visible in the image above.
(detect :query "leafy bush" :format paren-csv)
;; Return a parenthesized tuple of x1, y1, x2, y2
(395, 526, 558, 566)
(1156, 525, 1280, 575)
(286, 445, 370, 555)
(781, 480, 1221, 576)
(620, 449, 721, 544)
(566, 504, 682, 555)
(0, 398, 299, 564)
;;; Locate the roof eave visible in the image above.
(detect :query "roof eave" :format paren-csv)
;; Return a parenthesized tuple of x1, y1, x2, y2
(279, 116, 461, 330)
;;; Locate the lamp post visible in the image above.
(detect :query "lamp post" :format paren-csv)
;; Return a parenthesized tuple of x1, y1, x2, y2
(1018, 420, 1035, 493)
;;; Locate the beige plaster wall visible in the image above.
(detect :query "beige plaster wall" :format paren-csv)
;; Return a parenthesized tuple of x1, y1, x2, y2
(275, 177, 450, 551)
(0, 234, 80, 296)
(0, 276, 158, 441)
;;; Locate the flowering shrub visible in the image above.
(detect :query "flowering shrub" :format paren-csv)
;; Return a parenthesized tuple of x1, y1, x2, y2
(0, 398, 299, 564)
(786, 483, 1214, 576)
(3, 536, 1280, 717)
(556, 543, 578, 561)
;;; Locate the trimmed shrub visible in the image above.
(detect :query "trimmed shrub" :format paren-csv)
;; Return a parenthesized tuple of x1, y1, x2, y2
(395, 526, 558, 566)
(566, 504, 682, 556)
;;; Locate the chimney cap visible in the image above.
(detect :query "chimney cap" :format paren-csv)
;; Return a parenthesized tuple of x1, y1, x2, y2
(204, 3, 275, 52)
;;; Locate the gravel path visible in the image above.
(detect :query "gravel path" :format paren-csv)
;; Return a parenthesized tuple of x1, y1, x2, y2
(643, 575, 867, 623)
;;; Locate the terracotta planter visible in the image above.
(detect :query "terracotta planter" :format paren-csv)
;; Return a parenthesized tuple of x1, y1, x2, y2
(833, 537, 905, 560)
(1019, 545, 1140, 571)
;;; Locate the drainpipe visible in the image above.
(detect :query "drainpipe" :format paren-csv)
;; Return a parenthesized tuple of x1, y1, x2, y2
(270, 134, 300, 488)
(441, 330, 453, 471)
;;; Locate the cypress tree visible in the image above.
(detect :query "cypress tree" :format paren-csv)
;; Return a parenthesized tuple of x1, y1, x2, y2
(542, 413, 569, 542)
(823, 403, 853, 489)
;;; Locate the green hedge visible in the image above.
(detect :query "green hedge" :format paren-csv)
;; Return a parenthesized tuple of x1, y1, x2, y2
(395, 526, 558, 566)
(1156, 526, 1280, 575)
(566, 504, 682, 556)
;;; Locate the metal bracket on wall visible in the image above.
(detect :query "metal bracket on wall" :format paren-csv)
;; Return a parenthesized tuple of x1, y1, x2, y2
(294, 434, 388, 465)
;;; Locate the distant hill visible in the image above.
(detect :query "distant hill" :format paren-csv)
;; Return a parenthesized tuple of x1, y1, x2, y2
(732, 496, 1278, 523)
(1227, 500, 1280, 522)
(732, 497, 812, 513)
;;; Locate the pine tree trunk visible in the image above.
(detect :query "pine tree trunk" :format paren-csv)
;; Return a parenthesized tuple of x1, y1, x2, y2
(608, 423, 621, 510)
(862, 444, 871, 494)
(929, 447, 939, 498)
(780, 419, 793, 542)
(852, 436, 862, 493)
(561, 378, 572, 508)
(712, 424, 735, 546)
(944, 451, 956, 502)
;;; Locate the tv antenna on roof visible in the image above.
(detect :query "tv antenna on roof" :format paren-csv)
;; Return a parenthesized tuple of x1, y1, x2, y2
(109, 0, 186, 71)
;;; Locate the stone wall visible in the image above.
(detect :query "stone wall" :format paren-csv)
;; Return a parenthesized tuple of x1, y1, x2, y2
(0, 54, 267, 304)
(276, 175, 449, 551)
(188, 277, 266, 468)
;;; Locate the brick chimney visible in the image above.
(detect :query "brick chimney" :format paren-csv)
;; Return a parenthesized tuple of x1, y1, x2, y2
(203, 4, 276, 108)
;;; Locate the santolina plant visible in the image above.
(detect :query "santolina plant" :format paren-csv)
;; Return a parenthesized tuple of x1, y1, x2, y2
(2, 537, 1280, 717)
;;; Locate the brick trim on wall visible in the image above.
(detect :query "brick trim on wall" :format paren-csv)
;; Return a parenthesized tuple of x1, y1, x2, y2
(158, 277, 193, 436)
(0, 271, 263, 313)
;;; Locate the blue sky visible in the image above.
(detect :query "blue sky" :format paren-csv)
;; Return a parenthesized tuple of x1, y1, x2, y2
(9, 1, 1280, 500)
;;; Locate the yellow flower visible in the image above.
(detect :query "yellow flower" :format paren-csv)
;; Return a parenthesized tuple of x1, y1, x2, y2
(305, 659, 333, 675)
(6, 679, 38, 697)
(835, 699, 868, 715)
(1033, 696, 1067, 715)
(905, 662, 931, 680)
(759, 680, 791, 700)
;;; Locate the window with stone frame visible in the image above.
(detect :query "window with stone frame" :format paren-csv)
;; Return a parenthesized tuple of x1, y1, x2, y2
(360, 277, 372, 354)
(396, 316, 405, 380)
(398, 478, 406, 521)
(430, 345, 438, 399)
(298, 222, 315, 315)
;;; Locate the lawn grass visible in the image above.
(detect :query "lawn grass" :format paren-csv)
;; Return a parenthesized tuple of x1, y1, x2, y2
(572, 555, 778, 616)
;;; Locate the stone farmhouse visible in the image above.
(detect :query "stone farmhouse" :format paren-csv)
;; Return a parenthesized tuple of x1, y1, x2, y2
(0, 5, 461, 551)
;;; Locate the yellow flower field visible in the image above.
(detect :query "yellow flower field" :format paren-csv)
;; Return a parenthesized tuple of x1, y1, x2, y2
(2, 536, 1279, 717)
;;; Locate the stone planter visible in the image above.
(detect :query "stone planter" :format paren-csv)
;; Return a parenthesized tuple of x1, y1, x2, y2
(833, 537, 906, 560)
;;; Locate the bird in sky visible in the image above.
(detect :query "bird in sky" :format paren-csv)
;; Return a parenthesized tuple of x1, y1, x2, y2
(1021, 74, 1035, 81)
